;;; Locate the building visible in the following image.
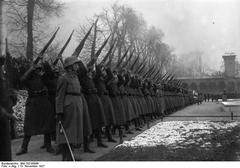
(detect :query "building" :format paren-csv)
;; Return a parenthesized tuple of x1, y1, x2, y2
(178, 53, 240, 98)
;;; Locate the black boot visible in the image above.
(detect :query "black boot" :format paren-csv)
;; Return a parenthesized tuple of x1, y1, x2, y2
(40, 134, 47, 149)
(119, 128, 123, 144)
(96, 130, 108, 148)
(106, 127, 117, 143)
(16, 135, 30, 155)
(61, 144, 74, 161)
(45, 134, 55, 154)
(83, 136, 95, 153)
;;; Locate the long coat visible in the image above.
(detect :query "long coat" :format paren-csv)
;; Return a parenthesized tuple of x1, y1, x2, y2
(22, 73, 55, 136)
(94, 76, 116, 126)
(119, 85, 134, 122)
(0, 69, 11, 161)
(81, 94, 92, 136)
(56, 72, 84, 145)
(107, 80, 126, 126)
(80, 75, 106, 130)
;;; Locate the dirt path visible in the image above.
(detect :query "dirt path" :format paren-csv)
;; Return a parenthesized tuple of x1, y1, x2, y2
(12, 101, 240, 161)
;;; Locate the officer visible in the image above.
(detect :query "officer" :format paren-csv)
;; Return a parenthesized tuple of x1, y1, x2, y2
(55, 56, 84, 161)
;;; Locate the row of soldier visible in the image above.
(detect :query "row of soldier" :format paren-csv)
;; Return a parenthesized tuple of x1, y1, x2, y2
(0, 24, 196, 161)
(14, 57, 195, 161)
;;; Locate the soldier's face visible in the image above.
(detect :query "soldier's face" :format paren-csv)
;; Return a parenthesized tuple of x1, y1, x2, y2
(72, 63, 79, 72)
(102, 69, 107, 77)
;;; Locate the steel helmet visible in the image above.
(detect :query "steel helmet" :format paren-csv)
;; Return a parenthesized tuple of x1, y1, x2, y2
(64, 56, 80, 68)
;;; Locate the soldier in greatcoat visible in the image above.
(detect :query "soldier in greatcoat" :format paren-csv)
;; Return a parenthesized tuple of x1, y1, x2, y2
(16, 63, 55, 155)
(79, 63, 108, 148)
(76, 61, 94, 153)
(106, 67, 126, 143)
(0, 56, 18, 161)
(40, 62, 58, 150)
(94, 65, 117, 142)
(55, 56, 84, 161)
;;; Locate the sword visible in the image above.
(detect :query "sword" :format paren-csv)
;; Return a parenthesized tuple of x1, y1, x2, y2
(59, 121, 75, 161)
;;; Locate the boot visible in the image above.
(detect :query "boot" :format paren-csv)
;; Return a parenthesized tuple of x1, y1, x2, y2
(61, 144, 75, 161)
(146, 119, 150, 129)
(54, 145, 61, 155)
(16, 136, 30, 155)
(83, 136, 95, 153)
(119, 129, 123, 144)
(40, 134, 47, 149)
(45, 134, 55, 154)
(96, 130, 108, 148)
(106, 127, 117, 143)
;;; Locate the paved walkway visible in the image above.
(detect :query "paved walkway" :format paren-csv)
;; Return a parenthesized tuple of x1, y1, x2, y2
(11, 101, 240, 161)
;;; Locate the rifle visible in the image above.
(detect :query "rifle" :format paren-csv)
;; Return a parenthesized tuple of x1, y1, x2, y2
(115, 46, 131, 69)
(129, 53, 140, 71)
(72, 23, 94, 57)
(106, 43, 118, 67)
(53, 30, 74, 66)
(152, 70, 161, 81)
(99, 38, 117, 65)
(147, 66, 158, 79)
(34, 27, 60, 64)
(142, 65, 155, 79)
(133, 55, 148, 73)
(94, 34, 111, 60)
(90, 18, 98, 60)
(121, 48, 135, 69)
(137, 63, 146, 75)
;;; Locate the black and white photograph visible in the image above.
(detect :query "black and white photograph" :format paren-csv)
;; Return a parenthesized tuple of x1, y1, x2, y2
(0, 0, 240, 166)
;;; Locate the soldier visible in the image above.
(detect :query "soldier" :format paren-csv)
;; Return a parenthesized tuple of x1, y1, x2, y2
(76, 61, 94, 153)
(94, 65, 117, 142)
(106, 67, 126, 143)
(79, 63, 108, 148)
(16, 63, 55, 155)
(55, 56, 84, 161)
(0, 56, 17, 160)
(39, 62, 58, 150)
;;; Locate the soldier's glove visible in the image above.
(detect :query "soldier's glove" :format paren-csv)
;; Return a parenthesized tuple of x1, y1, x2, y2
(56, 114, 64, 122)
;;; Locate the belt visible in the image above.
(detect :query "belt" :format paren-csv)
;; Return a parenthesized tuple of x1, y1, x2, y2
(66, 92, 81, 96)
(28, 89, 47, 98)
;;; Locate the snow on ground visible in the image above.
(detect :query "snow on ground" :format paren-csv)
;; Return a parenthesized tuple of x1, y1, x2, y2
(118, 121, 240, 149)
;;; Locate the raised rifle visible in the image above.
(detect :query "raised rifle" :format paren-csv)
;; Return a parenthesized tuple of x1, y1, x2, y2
(115, 46, 131, 69)
(72, 23, 94, 57)
(121, 48, 135, 69)
(99, 38, 117, 65)
(34, 27, 60, 64)
(53, 30, 74, 66)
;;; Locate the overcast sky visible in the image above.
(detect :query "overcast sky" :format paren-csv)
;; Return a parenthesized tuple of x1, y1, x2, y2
(53, 0, 240, 71)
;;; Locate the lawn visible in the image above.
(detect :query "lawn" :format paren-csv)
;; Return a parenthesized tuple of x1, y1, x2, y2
(97, 121, 240, 161)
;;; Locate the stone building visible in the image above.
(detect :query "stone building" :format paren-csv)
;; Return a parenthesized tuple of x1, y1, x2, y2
(178, 53, 240, 98)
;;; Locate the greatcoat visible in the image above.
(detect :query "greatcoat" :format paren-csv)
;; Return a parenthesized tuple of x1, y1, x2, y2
(56, 72, 84, 145)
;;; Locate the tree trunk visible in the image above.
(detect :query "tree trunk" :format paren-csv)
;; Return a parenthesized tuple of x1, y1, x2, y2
(0, 0, 3, 56)
(26, 0, 35, 62)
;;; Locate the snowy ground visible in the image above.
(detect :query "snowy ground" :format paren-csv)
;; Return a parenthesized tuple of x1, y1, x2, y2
(12, 101, 240, 161)
(119, 121, 240, 149)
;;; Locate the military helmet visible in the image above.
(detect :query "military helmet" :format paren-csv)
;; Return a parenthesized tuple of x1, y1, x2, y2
(64, 56, 80, 68)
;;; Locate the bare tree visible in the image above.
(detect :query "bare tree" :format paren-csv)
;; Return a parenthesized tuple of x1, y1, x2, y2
(6, 0, 64, 61)
(26, 0, 35, 61)
(0, 0, 3, 55)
